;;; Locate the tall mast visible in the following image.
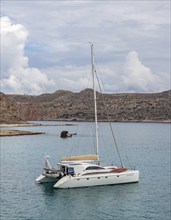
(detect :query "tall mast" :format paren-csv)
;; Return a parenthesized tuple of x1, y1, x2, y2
(90, 43, 100, 165)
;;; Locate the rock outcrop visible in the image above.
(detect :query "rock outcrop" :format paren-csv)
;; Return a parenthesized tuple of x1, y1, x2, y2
(4, 89, 170, 122)
(0, 92, 25, 124)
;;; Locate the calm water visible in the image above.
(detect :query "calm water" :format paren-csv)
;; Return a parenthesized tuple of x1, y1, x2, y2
(0, 122, 170, 220)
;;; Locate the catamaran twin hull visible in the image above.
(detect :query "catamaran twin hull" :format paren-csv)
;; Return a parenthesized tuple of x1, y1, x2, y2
(53, 170, 139, 188)
(36, 168, 139, 188)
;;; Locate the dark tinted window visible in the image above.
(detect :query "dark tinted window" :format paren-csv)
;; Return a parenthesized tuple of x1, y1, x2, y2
(68, 167, 74, 174)
(85, 166, 104, 170)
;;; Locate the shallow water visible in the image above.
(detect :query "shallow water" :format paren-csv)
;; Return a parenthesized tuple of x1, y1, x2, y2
(0, 122, 170, 220)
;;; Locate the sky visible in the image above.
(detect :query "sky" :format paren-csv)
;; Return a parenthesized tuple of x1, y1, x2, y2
(0, 0, 170, 95)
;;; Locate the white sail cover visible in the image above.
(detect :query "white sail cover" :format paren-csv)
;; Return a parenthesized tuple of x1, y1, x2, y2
(61, 154, 99, 162)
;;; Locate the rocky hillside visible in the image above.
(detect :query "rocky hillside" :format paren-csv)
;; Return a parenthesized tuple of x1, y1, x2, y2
(0, 92, 25, 123)
(4, 89, 171, 122)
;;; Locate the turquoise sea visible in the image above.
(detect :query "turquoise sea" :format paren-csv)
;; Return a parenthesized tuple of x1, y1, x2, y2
(0, 121, 170, 220)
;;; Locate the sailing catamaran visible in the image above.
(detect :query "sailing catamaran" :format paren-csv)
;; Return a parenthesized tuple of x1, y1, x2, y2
(36, 44, 139, 188)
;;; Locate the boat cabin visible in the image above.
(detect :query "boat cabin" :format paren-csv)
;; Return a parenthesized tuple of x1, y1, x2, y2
(58, 162, 106, 176)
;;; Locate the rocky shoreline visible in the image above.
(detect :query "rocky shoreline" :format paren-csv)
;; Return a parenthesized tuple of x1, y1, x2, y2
(1, 89, 170, 136)
(0, 129, 44, 136)
(0, 119, 170, 127)
(0, 122, 77, 127)
(0, 123, 41, 127)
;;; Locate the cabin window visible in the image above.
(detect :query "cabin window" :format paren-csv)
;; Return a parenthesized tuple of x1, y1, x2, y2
(105, 176, 108, 178)
(86, 178, 89, 180)
(85, 166, 104, 170)
(67, 167, 75, 175)
(117, 175, 119, 177)
(98, 177, 100, 179)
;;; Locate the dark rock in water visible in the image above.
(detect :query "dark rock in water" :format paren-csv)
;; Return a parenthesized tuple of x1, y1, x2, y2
(60, 131, 77, 138)
(60, 131, 72, 138)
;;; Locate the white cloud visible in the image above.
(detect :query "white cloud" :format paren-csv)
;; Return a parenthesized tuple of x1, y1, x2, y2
(43, 65, 92, 92)
(1, 0, 170, 94)
(122, 51, 165, 92)
(0, 16, 54, 94)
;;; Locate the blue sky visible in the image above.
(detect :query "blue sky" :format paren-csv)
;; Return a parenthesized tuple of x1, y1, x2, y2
(1, 0, 170, 94)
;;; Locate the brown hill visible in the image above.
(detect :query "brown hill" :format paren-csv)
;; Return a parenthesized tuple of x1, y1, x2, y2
(5, 89, 171, 123)
(0, 92, 25, 123)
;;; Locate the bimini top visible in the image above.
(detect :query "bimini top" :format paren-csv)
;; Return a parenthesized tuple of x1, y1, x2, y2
(61, 154, 99, 162)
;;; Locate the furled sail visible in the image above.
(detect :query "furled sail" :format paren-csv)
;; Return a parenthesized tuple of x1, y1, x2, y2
(61, 154, 99, 162)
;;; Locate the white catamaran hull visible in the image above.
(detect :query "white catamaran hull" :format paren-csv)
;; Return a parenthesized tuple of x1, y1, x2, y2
(53, 170, 139, 188)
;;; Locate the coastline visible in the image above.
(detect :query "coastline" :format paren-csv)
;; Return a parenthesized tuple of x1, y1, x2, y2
(0, 122, 77, 136)
(0, 122, 78, 127)
(0, 123, 41, 127)
(0, 119, 170, 128)
(0, 130, 44, 137)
